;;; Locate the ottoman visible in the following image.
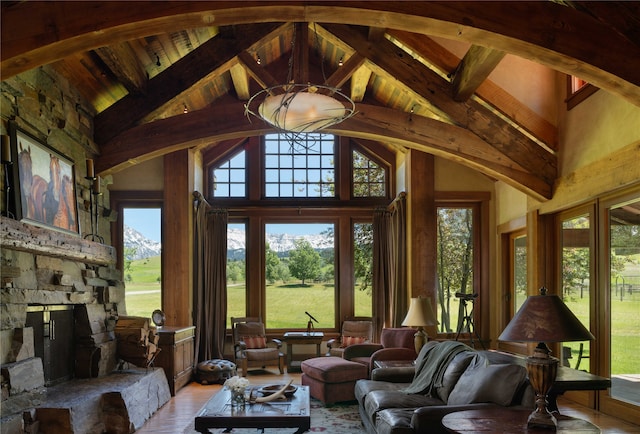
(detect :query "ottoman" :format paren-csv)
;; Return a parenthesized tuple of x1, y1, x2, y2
(301, 356, 368, 405)
(196, 359, 237, 385)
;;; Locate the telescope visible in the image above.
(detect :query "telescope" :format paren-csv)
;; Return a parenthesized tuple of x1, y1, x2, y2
(455, 292, 478, 301)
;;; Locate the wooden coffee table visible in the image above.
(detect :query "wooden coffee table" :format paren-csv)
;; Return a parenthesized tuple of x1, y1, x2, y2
(442, 408, 600, 433)
(194, 385, 310, 433)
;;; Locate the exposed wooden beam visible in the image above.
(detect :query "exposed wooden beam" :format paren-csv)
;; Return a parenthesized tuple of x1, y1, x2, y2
(322, 23, 557, 185)
(96, 102, 552, 200)
(324, 53, 366, 89)
(93, 22, 284, 144)
(293, 23, 308, 84)
(94, 42, 148, 95)
(2, 2, 638, 106)
(388, 29, 558, 150)
(236, 50, 282, 91)
(451, 45, 506, 102)
(350, 65, 372, 103)
(230, 63, 251, 100)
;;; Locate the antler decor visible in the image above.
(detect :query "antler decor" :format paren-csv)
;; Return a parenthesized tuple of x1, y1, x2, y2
(253, 379, 294, 403)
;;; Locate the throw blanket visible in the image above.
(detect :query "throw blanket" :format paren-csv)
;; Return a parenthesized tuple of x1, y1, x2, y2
(401, 341, 471, 395)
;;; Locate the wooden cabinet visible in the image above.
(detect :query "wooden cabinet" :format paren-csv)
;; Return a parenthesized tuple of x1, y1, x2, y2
(154, 326, 195, 395)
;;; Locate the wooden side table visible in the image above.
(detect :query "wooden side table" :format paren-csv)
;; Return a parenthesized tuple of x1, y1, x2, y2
(283, 332, 324, 372)
(442, 408, 600, 433)
(154, 325, 195, 395)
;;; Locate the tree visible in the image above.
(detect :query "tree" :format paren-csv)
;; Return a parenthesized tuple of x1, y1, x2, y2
(265, 243, 281, 284)
(288, 239, 321, 284)
(436, 208, 474, 333)
(123, 246, 137, 281)
(353, 222, 373, 295)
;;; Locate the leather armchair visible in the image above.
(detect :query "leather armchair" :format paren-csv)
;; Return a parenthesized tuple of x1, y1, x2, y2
(231, 317, 284, 376)
(326, 316, 374, 357)
(344, 327, 417, 375)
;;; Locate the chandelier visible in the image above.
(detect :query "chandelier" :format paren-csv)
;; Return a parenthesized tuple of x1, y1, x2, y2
(244, 24, 356, 145)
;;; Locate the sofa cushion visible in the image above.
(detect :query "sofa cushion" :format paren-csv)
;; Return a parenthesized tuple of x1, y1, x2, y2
(355, 379, 409, 404)
(364, 390, 443, 422)
(447, 363, 527, 406)
(435, 351, 475, 402)
(376, 408, 415, 434)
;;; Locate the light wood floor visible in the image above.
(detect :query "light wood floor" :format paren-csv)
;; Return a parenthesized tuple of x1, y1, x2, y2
(135, 370, 640, 434)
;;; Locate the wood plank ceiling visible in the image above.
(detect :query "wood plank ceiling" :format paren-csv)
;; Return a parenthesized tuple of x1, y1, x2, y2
(2, 1, 640, 200)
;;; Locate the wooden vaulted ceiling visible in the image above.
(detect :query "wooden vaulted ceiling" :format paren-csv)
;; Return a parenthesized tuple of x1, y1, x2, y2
(2, 2, 640, 201)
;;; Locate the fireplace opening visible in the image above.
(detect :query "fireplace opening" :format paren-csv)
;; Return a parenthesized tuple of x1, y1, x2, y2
(25, 304, 75, 386)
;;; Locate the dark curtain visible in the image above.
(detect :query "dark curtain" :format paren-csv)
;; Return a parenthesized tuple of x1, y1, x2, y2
(193, 192, 227, 363)
(372, 192, 407, 339)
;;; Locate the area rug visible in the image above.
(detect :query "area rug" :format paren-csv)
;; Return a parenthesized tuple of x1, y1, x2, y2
(182, 398, 366, 433)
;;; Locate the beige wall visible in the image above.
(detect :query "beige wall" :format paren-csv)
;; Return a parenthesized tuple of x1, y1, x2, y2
(110, 157, 165, 191)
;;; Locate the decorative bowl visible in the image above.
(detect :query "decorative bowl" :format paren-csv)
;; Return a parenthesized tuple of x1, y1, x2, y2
(258, 384, 298, 397)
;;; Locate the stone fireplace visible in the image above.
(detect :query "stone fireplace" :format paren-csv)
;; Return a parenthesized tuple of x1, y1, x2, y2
(1, 217, 169, 432)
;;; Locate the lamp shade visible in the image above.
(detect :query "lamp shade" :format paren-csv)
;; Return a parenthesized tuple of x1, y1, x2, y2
(498, 287, 594, 343)
(402, 297, 438, 327)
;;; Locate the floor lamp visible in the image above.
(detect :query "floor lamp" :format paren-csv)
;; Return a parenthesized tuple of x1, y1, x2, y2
(498, 287, 595, 430)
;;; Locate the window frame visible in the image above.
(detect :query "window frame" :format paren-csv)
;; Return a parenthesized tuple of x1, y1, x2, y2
(433, 193, 490, 344)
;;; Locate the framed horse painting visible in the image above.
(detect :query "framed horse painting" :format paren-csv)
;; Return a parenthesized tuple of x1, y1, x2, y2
(9, 123, 79, 235)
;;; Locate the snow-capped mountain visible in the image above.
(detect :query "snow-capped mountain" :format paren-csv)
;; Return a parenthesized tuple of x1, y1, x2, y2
(125, 226, 333, 260)
(123, 225, 162, 260)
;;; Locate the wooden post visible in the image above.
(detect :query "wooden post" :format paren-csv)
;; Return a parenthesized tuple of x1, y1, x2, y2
(163, 149, 194, 326)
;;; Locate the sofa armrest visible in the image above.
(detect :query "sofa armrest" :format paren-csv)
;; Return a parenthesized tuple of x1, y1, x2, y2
(343, 343, 383, 360)
(371, 366, 415, 383)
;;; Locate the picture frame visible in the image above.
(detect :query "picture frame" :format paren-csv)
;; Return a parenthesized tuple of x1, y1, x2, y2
(9, 122, 79, 235)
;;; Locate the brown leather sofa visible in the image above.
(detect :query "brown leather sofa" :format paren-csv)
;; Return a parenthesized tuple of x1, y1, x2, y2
(355, 341, 534, 434)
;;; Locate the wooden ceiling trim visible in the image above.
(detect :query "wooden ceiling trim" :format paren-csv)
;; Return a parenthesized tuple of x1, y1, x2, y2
(323, 23, 557, 184)
(236, 51, 282, 92)
(3, 2, 638, 106)
(94, 22, 284, 144)
(451, 45, 506, 102)
(388, 29, 558, 150)
(324, 53, 366, 90)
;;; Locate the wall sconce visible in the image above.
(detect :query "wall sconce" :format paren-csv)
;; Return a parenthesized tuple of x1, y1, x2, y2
(1, 135, 14, 218)
(84, 159, 104, 243)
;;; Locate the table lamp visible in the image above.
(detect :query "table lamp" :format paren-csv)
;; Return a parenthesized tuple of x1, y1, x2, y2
(498, 287, 595, 430)
(401, 296, 438, 354)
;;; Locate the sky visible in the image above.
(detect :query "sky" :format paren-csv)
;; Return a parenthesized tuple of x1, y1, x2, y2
(124, 208, 162, 242)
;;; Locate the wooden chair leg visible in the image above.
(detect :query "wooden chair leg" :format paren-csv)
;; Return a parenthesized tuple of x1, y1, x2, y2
(240, 359, 248, 377)
(278, 355, 284, 374)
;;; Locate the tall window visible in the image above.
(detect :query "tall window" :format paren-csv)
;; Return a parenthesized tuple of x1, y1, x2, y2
(353, 222, 373, 317)
(122, 207, 162, 318)
(511, 231, 528, 316)
(560, 212, 593, 370)
(265, 223, 335, 329)
(607, 198, 640, 406)
(352, 150, 386, 197)
(227, 222, 247, 327)
(264, 133, 335, 198)
(436, 206, 475, 335)
(212, 150, 246, 198)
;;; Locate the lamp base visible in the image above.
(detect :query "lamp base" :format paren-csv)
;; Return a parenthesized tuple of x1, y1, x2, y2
(526, 343, 559, 430)
(413, 328, 428, 354)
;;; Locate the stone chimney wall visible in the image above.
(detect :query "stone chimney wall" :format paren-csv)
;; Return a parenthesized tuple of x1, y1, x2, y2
(1, 217, 125, 425)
